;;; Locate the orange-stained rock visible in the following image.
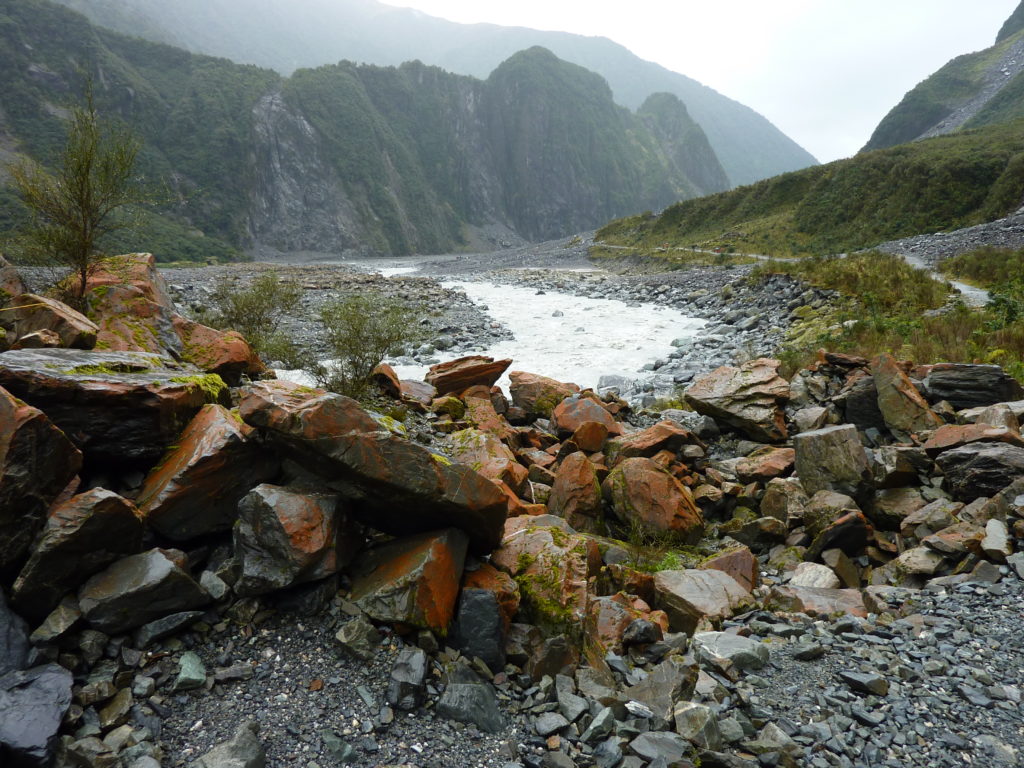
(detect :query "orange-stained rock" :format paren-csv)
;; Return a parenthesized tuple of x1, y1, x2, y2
(85, 253, 176, 310)
(871, 353, 944, 436)
(461, 563, 521, 633)
(399, 379, 436, 407)
(11, 488, 143, 619)
(491, 520, 600, 634)
(85, 283, 182, 357)
(238, 379, 381, 438)
(0, 255, 27, 303)
(700, 545, 759, 592)
(804, 510, 874, 562)
(372, 363, 402, 398)
(10, 329, 62, 350)
(548, 451, 603, 533)
(605, 420, 700, 466)
(552, 395, 622, 439)
(570, 421, 609, 453)
(653, 569, 754, 634)
(136, 404, 279, 541)
(519, 447, 557, 469)
(349, 528, 467, 635)
(449, 427, 527, 494)
(735, 447, 796, 484)
(766, 585, 867, 618)
(508, 371, 579, 417)
(585, 593, 666, 655)
(603, 564, 657, 605)
(425, 356, 512, 396)
(922, 423, 1024, 457)
(684, 358, 790, 442)
(497, 480, 546, 517)
(602, 457, 704, 543)
(172, 315, 264, 384)
(0, 383, 83, 571)
(922, 521, 986, 556)
(465, 395, 515, 442)
(8, 293, 98, 350)
(234, 484, 359, 596)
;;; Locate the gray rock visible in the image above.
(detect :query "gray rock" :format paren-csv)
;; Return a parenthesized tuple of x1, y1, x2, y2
(580, 707, 617, 744)
(194, 721, 265, 768)
(534, 711, 569, 736)
(924, 363, 1024, 409)
(133, 611, 204, 649)
(173, 651, 207, 692)
(629, 731, 689, 762)
(838, 670, 889, 696)
(386, 646, 428, 711)
(555, 674, 588, 723)
(935, 443, 1024, 501)
(320, 729, 357, 763)
(673, 701, 722, 750)
(0, 589, 29, 676)
(793, 424, 873, 502)
(624, 655, 698, 729)
(448, 588, 505, 674)
(0, 663, 73, 768)
(334, 617, 382, 661)
(593, 737, 624, 768)
(436, 664, 504, 733)
(692, 631, 769, 673)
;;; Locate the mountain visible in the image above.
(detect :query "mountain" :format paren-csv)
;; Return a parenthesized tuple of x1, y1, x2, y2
(864, 2, 1024, 151)
(49, 0, 818, 186)
(0, 0, 729, 259)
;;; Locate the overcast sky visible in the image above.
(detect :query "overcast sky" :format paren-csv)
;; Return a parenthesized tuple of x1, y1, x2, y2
(383, 0, 1020, 163)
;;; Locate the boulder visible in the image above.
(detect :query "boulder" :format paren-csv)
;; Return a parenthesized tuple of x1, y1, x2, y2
(0, 664, 73, 768)
(603, 457, 704, 543)
(673, 701, 723, 750)
(551, 395, 621, 438)
(387, 646, 428, 711)
(85, 283, 183, 357)
(653, 569, 754, 634)
(349, 528, 468, 635)
(425, 355, 511, 396)
(625, 655, 698, 730)
(0, 349, 227, 466)
(0, 589, 29, 676)
(78, 549, 210, 634)
(699, 545, 759, 592)
(464, 395, 514, 441)
(0, 384, 82, 571)
(585, 593, 666, 655)
(684, 358, 790, 442)
(835, 374, 887, 432)
(570, 421, 609, 453)
(234, 484, 358, 597)
(900, 499, 962, 539)
(9, 329, 61, 350)
(448, 428, 527, 495)
(804, 511, 874, 562)
(436, 663, 504, 733)
(136, 404, 279, 541)
(922, 423, 1024, 458)
(8, 294, 97, 350)
(460, 563, 520, 633)
(767, 585, 867, 618)
(760, 477, 809, 525)
(805, 490, 862, 538)
(605, 420, 698, 466)
(85, 253, 176, 310)
(924, 363, 1024, 409)
(874, 445, 932, 488)
(548, 452, 604, 533)
(508, 371, 578, 417)
(871, 354, 943, 435)
(735, 446, 795, 484)
(692, 631, 770, 673)
(238, 379, 380, 437)
(789, 562, 840, 589)
(193, 721, 266, 768)
(172, 316, 264, 384)
(0, 256, 27, 303)
(935, 443, 1024, 502)
(449, 588, 507, 674)
(11, 489, 143, 620)
(371, 363, 402, 398)
(871, 487, 926, 530)
(794, 424, 872, 501)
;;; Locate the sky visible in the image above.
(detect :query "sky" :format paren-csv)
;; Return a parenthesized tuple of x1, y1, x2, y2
(382, 1, 1021, 163)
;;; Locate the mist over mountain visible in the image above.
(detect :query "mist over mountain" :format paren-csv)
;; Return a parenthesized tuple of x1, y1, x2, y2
(50, 0, 818, 187)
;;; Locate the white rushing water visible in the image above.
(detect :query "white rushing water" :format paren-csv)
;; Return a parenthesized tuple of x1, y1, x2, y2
(389, 280, 706, 392)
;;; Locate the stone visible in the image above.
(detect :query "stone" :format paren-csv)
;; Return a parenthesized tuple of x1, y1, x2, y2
(508, 370, 578, 417)
(625, 655, 698, 729)
(684, 358, 790, 442)
(793, 405, 829, 433)
(871, 486, 927, 530)
(936, 443, 1024, 501)
(78, 549, 210, 634)
(735, 446, 795, 484)
(838, 671, 889, 696)
(821, 548, 861, 587)
(673, 701, 722, 750)
(371, 363, 402, 398)
(85, 253, 175, 309)
(789, 562, 840, 589)
(871, 354, 944, 435)
(0, 384, 82, 571)
(11, 489, 143, 620)
(874, 445, 932, 488)
(387, 646, 428, 711)
(981, 519, 1013, 562)
(603, 457, 704, 543)
(551, 395, 622, 438)
(449, 588, 507, 674)
(425, 355, 512, 396)
(653, 569, 754, 634)
(554, 674, 588, 723)
(760, 478, 809, 525)
(85, 281, 183, 357)
(535, 712, 570, 737)
(662, 409, 720, 439)
(794, 424, 872, 501)
(571, 421, 609, 453)
(240, 381, 508, 554)
(692, 631, 769, 674)
(923, 423, 1024, 458)
(349, 529, 468, 635)
(0, 256, 27, 303)
(923, 521, 985, 556)
(436, 663, 504, 733)
(334, 617, 382, 661)
(172, 316, 264, 384)
(836, 374, 887, 432)
(460, 563, 520, 632)
(924, 363, 1024, 409)
(173, 651, 207, 692)
(133, 611, 204, 649)
(233, 484, 356, 596)
(464, 395, 514, 441)
(605, 420, 699, 466)
(8, 294, 98, 350)
(804, 490, 861, 538)
(900, 499, 961, 539)
(0, 663, 73, 768)
(29, 598, 81, 646)
(699, 545, 759, 592)
(0, 589, 29, 676)
(744, 722, 800, 758)
(525, 634, 579, 681)
(193, 721, 266, 768)
(892, 546, 945, 576)
(448, 428, 527, 496)
(0, 349, 227, 466)
(9, 330, 61, 350)
(585, 593, 665, 656)
(767, 586, 867, 618)
(629, 731, 689, 763)
(974, 402, 1020, 430)
(548, 451, 604, 532)
(804, 510, 874, 563)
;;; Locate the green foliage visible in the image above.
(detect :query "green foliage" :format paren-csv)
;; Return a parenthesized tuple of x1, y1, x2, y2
(313, 292, 424, 400)
(940, 246, 1024, 287)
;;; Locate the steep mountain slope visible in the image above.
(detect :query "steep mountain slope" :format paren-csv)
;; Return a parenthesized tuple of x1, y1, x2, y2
(50, 0, 818, 186)
(0, 0, 728, 258)
(864, 3, 1024, 151)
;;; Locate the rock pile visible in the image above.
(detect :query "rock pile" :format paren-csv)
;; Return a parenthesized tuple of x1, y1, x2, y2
(0, 255, 1022, 768)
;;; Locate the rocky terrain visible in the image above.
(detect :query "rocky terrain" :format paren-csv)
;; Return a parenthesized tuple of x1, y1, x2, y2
(874, 205, 1024, 267)
(0, 252, 1022, 768)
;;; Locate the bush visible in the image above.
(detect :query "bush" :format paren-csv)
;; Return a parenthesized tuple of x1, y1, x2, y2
(313, 292, 423, 399)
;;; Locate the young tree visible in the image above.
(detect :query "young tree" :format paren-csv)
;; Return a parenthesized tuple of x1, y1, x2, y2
(8, 84, 145, 300)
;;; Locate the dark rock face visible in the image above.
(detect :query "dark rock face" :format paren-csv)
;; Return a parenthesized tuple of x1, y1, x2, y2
(449, 588, 507, 674)
(0, 663, 73, 768)
(0, 589, 29, 677)
(0, 384, 82, 573)
(836, 375, 887, 432)
(924, 363, 1024, 410)
(436, 663, 505, 733)
(935, 443, 1024, 501)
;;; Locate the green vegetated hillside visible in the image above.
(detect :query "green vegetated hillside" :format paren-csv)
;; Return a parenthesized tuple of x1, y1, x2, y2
(1, 0, 729, 259)
(596, 119, 1024, 258)
(51, 0, 819, 186)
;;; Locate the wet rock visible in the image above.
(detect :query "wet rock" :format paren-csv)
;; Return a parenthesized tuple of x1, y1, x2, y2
(673, 701, 723, 750)
(794, 424, 873, 502)
(766, 585, 867, 618)
(449, 588, 507, 673)
(425, 355, 511, 396)
(77, 549, 210, 634)
(460, 563, 520, 632)
(234, 484, 357, 596)
(334, 617, 382, 661)
(193, 721, 266, 768)
(684, 358, 790, 442)
(508, 371, 579, 418)
(653, 569, 754, 634)
(548, 451, 604, 533)
(625, 655, 699, 729)
(86, 253, 176, 310)
(9, 329, 61, 350)
(173, 651, 207, 692)
(872, 354, 944, 435)
(804, 510, 874, 562)
(924, 363, 1024, 409)
(699, 545, 759, 592)
(735, 446, 795, 484)
(172, 316, 264, 384)
(551, 395, 622, 438)
(605, 420, 698, 466)
(629, 730, 690, 763)
(0, 349, 227, 466)
(11, 488, 143, 621)
(349, 528, 468, 635)
(0, 663, 73, 768)
(0, 256, 27, 303)
(0, 589, 29, 676)
(571, 420, 610, 452)
(603, 457, 704, 543)
(436, 663, 504, 733)
(238, 379, 379, 436)
(0, 384, 82, 572)
(922, 423, 1024, 457)
(835, 374, 886, 432)
(85, 282, 183, 357)
(8, 294, 97, 350)
(137, 404, 279, 541)
(935, 443, 1024, 501)
(386, 646, 428, 711)
(448, 427, 527, 496)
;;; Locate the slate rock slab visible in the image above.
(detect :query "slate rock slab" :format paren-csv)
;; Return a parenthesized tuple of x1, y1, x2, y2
(0, 663, 73, 768)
